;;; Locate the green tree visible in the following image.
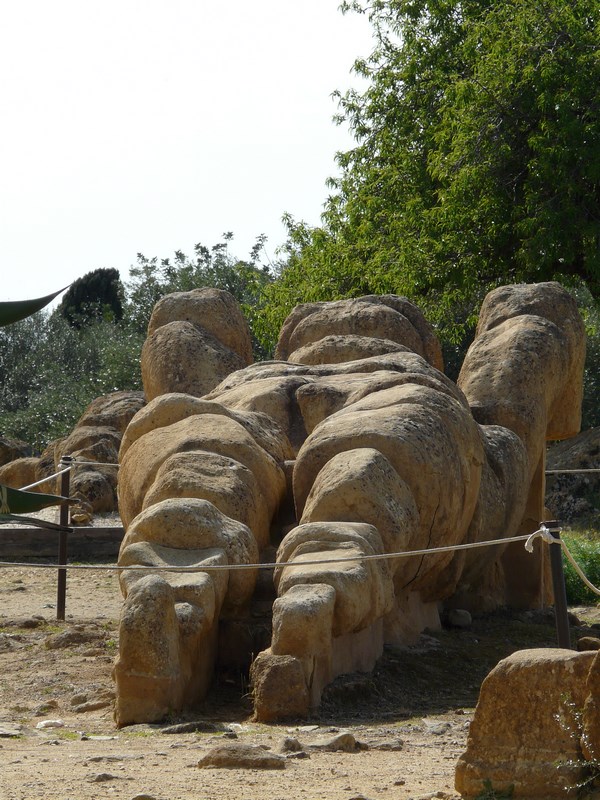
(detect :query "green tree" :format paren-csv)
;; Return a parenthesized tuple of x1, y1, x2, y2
(0, 312, 143, 451)
(261, 0, 600, 347)
(58, 268, 124, 328)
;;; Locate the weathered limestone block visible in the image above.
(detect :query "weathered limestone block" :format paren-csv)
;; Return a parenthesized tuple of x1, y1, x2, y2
(250, 651, 311, 722)
(300, 447, 419, 584)
(206, 350, 462, 451)
(473, 281, 585, 440)
(293, 383, 484, 597)
(288, 334, 410, 365)
(208, 373, 314, 452)
(119, 498, 258, 610)
(456, 282, 586, 609)
(455, 648, 595, 798)
(114, 498, 259, 726)
(49, 392, 144, 513)
(147, 287, 253, 364)
(118, 412, 286, 529)
(141, 288, 253, 401)
(437, 425, 529, 610)
(119, 393, 293, 465)
(458, 282, 585, 466)
(582, 650, 600, 761)
(271, 583, 336, 658)
(75, 390, 146, 434)
(274, 522, 393, 636)
(265, 518, 393, 708)
(0, 457, 51, 493)
(114, 575, 184, 725)
(114, 570, 224, 727)
(275, 294, 444, 371)
(142, 321, 247, 401)
(141, 451, 271, 549)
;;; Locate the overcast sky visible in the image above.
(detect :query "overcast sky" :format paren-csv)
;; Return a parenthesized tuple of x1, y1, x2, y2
(1, 1, 372, 301)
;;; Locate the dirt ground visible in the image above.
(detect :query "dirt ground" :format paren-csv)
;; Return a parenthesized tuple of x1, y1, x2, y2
(1, 554, 598, 800)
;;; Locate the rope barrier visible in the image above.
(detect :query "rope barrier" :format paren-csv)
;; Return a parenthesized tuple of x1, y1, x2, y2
(6, 455, 599, 602)
(19, 466, 72, 492)
(561, 541, 600, 597)
(546, 469, 600, 475)
(68, 459, 119, 468)
(0, 527, 552, 573)
(2, 517, 599, 606)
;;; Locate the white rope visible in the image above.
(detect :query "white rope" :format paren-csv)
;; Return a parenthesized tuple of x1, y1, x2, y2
(0, 527, 551, 573)
(19, 465, 72, 492)
(17, 457, 119, 493)
(561, 540, 600, 597)
(9, 523, 600, 599)
(68, 459, 119, 468)
(546, 469, 600, 474)
(524, 523, 558, 552)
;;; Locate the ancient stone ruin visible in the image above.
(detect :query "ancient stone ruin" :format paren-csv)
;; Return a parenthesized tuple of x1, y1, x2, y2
(111, 282, 585, 729)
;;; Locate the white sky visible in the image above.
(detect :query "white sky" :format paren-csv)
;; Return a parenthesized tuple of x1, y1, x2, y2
(0, 0, 372, 301)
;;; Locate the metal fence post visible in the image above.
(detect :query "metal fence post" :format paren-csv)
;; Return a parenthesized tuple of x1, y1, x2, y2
(57, 457, 72, 621)
(546, 519, 571, 650)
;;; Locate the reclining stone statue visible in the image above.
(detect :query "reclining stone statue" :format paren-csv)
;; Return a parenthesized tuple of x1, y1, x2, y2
(112, 282, 585, 725)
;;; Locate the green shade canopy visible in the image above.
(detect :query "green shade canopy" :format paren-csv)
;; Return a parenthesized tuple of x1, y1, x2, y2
(0, 286, 69, 327)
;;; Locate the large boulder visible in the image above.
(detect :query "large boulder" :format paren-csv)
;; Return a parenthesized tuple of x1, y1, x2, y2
(147, 287, 253, 363)
(275, 295, 444, 371)
(141, 321, 248, 401)
(47, 391, 146, 514)
(75, 390, 145, 434)
(114, 497, 260, 726)
(141, 288, 253, 401)
(456, 648, 596, 798)
(118, 411, 286, 532)
(300, 447, 419, 584)
(0, 437, 30, 467)
(0, 456, 55, 494)
(293, 383, 484, 597)
(456, 282, 586, 609)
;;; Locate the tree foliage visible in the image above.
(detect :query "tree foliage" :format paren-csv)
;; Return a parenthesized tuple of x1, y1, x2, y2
(0, 312, 144, 451)
(58, 267, 124, 328)
(259, 0, 600, 347)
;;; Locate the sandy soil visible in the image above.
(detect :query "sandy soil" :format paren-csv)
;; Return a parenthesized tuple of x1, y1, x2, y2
(1, 544, 596, 800)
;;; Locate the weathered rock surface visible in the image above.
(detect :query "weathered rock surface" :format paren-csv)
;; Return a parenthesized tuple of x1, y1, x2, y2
(147, 287, 253, 364)
(0, 437, 30, 467)
(113, 283, 586, 726)
(275, 295, 444, 371)
(44, 391, 146, 514)
(455, 648, 595, 798)
(141, 288, 253, 401)
(118, 411, 286, 532)
(288, 334, 410, 365)
(197, 742, 286, 769)
(0, 457, 54, 493)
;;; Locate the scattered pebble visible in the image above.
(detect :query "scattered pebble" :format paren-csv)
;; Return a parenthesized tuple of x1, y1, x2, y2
(89, 772, 119, 782)
(197, 743, 286, 770)
(307, 732, 367, 752)
(160, 720, 220, 734)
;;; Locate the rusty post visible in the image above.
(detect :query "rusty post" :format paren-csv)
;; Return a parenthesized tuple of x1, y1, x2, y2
(56, 456, 72, 621)
(546, 520, 571, 650)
